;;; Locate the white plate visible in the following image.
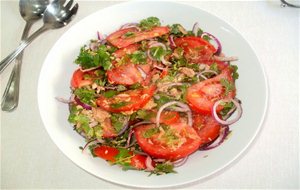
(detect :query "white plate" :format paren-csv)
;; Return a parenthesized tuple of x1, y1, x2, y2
(38, 1, 268, 188)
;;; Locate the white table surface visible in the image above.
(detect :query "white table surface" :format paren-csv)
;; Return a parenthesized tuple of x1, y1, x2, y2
(1, 0, 299, 189)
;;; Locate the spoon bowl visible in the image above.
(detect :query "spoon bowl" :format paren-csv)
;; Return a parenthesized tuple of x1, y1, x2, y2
(0, 0, 79, 74)
(19, 0, 49, 21)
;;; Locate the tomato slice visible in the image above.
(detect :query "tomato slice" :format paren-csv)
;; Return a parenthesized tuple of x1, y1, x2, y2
(193, 114, 221, 147)
(107, 27, 139, 47)
(186, 67, 236, 114)
(134, 123, 201, 160)
(149, 111, 180, 125)
(174, 36, 216, 64)
(107, 26, 170, 48)
(71, 69, 93, 88)
(96, 85, 156, 113)
(107, 63, 143, 86)
(113, 44, 140, 58)
(93, 146, 119, 162)
(93, 146, 150, 169)
(130, 154, 147, 170)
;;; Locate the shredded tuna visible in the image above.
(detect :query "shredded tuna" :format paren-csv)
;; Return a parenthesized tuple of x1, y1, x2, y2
(92, 108, 111, 123)
(179, 67, 195, 77)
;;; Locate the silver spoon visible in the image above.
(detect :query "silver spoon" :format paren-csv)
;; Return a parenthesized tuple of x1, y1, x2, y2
(1, 0, 49, 112)
(0, 0, 79, 74)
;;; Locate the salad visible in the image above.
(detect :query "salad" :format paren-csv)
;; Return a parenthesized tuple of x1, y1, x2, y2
(66, 17, 242, 175)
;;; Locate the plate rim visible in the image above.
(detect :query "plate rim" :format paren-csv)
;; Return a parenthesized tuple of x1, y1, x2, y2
(37, 0, 269, 188)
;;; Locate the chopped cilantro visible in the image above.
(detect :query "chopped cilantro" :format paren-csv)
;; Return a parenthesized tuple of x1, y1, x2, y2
(151, 162, 176, 175)
(123, 31, 135, 38)
(111, 113, 128, 133)
(75, 45, 112, 70)
(111, 101, 130, 109)
(103, 90, 118, 98)
(202, 34, 211, 42)
(129, 51, 147, 64)
(143, 127, 160, 138)
(170, 24, 184, 36)
(139, 17, 161, 30)
(154, 94, 174, 107)
(129, 83, 142, 90)
(219, 101, 235, 117)
(116, 85, 127, 92)
(74, 88, 96, 105)
(136, 110, 155, 120)
(230, 64, 239, 80)
(220, 78, 234, 96)
(210, 62, 220, 73)
(149, 46, 166, 60)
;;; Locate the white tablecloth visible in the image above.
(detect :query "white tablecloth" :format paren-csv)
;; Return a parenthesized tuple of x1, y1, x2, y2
(1, 1, 299, 189)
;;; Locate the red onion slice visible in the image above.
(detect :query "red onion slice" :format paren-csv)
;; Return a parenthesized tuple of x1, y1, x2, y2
(169, 35, 176, 48)
(119, 22, 139, 30)
(192, 22, 200, 36)
(197, 70, 219, 80)
(55, 96, 72, 104)
(212, 99, 242, 125)
(156, 101, 193, 127)
(125, 129, 135, 148)
(172, 156, 188, 167)
(145, 156, 155, 171)
(82, 139, 104, 154)
(116, 118, 130, 136)
(79, 66, 101, 72)
(202, 32, 222, 55)
(74, 96, 92, 110)
(200, 125, 230, 151)
(214, 55, 239, 62)
(97, 31, 105, 41)
(136, 66, 147, 80)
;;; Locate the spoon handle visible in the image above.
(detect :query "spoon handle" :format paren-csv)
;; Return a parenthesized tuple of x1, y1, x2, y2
(1, 21, 33, 111)
(0, 25, 49, 74)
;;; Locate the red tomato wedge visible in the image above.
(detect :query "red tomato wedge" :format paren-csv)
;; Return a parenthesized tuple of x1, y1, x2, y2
(193, 114, 221, 147)
(107, 63, 143, 86)
(96, 85, 156, 113)
(71, 69, 93, 88)
(174, 36, 216, 64)
(93, 146, 119, 162)
(130, 154, 147, 170)
(186, 67, 236, 114)
(107, 26, 170, 48)
(93, 146, 149, 170)
(113, 44, 140, 58)
(134, 123, 201, 160)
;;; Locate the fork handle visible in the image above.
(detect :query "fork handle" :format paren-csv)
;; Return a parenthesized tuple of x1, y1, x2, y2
(1, 21, 33, 111)
(0, 25, 49, 74)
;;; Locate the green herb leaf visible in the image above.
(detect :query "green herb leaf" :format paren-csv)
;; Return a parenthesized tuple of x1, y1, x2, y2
(230, 64, 239, 80)
(219, 101, 235, 117)
(129, 51, 147, 64)
(202, 34, 211, 42)
(103, 90, 118, 98)
(129, 83, 142, 90)
(124, 31, 135, 38)
(75, 45, 112, 70)
(210, 62, 220, 73)
(111, 101, 130, 109)
(74, 88, 96, 105)
(220, 78, 234, 96)
(149, 46, 166, 60)
(139, 17, 161, 30)
(143, 127, 160, 138)
(136, 110, 155, 120)
(170, 24, 184, 36)
(111, 113, 128, 133)
(152, 162, 176, 175)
